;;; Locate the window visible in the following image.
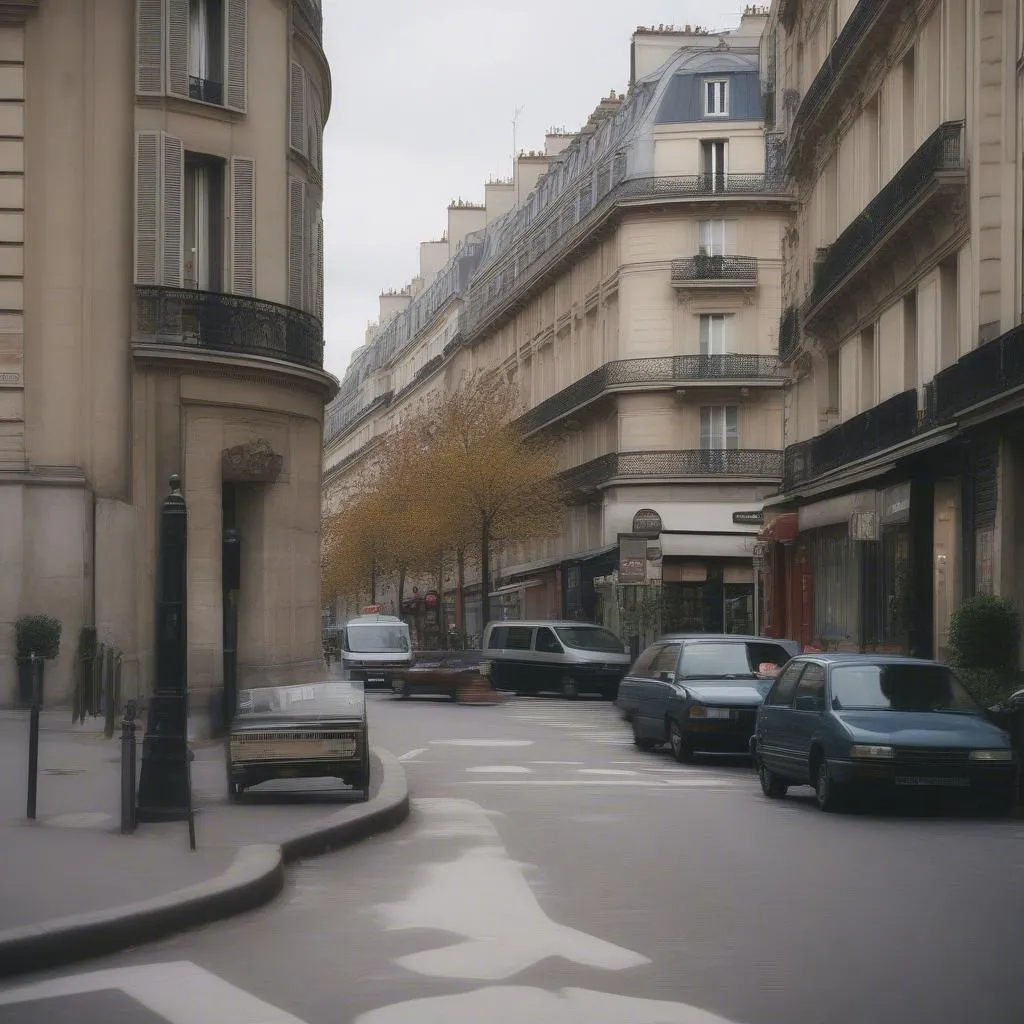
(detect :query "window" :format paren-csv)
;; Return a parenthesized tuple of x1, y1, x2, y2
(486, 627, 508, 650)
(534, 627, 563, 655)
(793, 663, 827, 710)
(767, 661, 805, 705)
(647, 644, 683, 680)
(505, 626, 533, 651)
(699, 314, 731, 355)
(698, 219, 727, 256)
(704, 79, 729, 116)
(700, 406, 739, 450)
(830, 664, 979, 712)
(184, 153, 225, 291)
(701, 140, 727, 190)
(188, 0, 224, 104)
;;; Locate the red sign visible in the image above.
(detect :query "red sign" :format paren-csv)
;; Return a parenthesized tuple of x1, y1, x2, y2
(362, 604, 382, 614)
(424, 592, 439, 607)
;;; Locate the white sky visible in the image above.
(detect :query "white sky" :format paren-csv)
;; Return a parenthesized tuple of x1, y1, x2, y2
(319, 1, 748, 381)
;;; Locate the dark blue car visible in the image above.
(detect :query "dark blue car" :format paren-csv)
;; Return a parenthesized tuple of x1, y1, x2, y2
(752, 654, 1018, 814)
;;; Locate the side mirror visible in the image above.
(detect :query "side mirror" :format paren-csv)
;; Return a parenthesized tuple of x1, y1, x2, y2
(794, 694, 821, 712)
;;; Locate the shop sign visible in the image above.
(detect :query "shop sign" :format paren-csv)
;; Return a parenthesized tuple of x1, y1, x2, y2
(618, 534, 648, 584)
(881, 482, 911, 526)
(631, 508, 663, 539)
(848, 510, 878, 542)
(732, 509, 765, 526)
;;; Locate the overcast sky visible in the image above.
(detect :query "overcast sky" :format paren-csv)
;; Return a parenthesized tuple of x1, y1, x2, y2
(319, 1, 748, 381)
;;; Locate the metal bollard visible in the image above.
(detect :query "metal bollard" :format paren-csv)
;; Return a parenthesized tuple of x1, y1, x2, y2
(26, 654, 41, 820)
(120, 700, 138, 834)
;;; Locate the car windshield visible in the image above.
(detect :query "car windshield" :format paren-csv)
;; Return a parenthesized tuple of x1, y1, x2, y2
(554, 627, 624, 653)
(679, 638, 790, 679)
(236, 681, 364, 718)
(346, 624, 410, 653)
(830, 664, 981, 713)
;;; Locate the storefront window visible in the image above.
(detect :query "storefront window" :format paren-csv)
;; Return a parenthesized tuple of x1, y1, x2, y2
(663, 583, 704, 632)
(976, 527, 995, 595)
(811, 526, 860, 648)
(880, 526, 911, 646)
(723, 584, 753, 634)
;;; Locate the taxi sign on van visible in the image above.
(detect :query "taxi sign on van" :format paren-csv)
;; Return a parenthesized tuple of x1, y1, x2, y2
(362, 604, 382, 614)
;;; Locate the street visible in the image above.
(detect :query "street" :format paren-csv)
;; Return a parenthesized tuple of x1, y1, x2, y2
(2, 693, 1023, 1024)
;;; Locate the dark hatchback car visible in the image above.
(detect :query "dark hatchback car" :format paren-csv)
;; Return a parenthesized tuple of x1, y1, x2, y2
(616, 635, 800, 761)
(752, 655, 1018, 814)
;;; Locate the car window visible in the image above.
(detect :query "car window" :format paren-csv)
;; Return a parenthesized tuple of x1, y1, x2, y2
(505, 626, 534, 651)
(486, 627, 508, 650)
(679, 642, 755, 679)
(630, 644, 663, 677)
(747, 642, 795, 673)
(766, 661, 805, 706)
(793, 663, 826, 710)
(830, 663, 980, 712)
(535, 627, 563, 654)
(554, 626, 624, 653)
(646, 644, 683, 680)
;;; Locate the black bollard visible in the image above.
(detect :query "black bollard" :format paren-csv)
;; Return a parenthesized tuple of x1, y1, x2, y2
(26, 654, 40, 820)
(120, 700, 138, 834)
(136, 474, 192, 822)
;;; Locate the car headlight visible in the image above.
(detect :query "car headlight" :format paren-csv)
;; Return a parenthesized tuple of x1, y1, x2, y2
(849, 744, 895, 759)
(688, 704, 731, 720)
(970, 749, 1013, 761)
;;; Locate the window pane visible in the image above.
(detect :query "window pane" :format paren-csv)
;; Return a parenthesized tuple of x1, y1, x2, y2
(725, 406, 739, 449)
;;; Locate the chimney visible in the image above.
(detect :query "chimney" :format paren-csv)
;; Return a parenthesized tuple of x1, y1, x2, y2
(378, 288, 411, 326)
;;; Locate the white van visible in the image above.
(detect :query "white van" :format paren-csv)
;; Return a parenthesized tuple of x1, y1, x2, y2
(342, 614, 413, 690)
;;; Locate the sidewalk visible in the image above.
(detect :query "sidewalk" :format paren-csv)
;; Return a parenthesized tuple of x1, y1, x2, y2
(0, 707, 409, 977)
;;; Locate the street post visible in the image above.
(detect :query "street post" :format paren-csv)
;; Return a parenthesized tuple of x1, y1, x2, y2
(25, 654, 41, 819)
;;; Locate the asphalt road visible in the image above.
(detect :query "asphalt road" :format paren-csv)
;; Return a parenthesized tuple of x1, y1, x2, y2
(2, 692, 1024, 1024)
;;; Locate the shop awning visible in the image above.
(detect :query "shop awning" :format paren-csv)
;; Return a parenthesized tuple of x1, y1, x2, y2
(759, 512, 798, 544)
(489, 579, 546, 598)
(659, 533, 756, 558)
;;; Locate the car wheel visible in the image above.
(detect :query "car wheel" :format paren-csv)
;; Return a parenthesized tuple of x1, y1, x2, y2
(668, 719, 693, 763)
(758, 759, 788, 799)
(814, 758, 843, 812)
(632, 720, 656, 751)
(978, 787, 1016, 817)
(560, 675, 579, 700)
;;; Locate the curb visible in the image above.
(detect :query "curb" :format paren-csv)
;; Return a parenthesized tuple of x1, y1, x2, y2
(0, 747, 410, 979)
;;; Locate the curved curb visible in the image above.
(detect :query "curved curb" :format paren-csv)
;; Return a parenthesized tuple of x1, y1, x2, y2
(0, 747, 409, 980)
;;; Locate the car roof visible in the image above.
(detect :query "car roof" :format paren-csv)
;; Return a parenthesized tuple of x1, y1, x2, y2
(790, 653, 943, 667)
(347, 615, 403, 624)
(659, 633, 797, 645)
(485, 620, 610, 630)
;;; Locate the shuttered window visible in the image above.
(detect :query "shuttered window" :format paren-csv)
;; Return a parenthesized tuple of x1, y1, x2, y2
(225, 0, 248, 112)
(136, 0, 164, 95)
(230, 157, 255, 296)
(134, 132, 161, 284)
(315, 211, 324, 319)
(288, 177, 305, 309)
(162, 134, 185, 287)
(308, 90, 323, 173)
(167, 0, 190, 98)
(289, 62, 307, 155)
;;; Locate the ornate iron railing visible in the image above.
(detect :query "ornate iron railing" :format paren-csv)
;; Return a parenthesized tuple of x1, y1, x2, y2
(325, 390, 393, 446)
(671, 255, 758, 285)
(518, 354, 786, 435)
(133, 286, 324, 370)
(562, 449, 783, 493)
(782, 388, 920, 490)
(933, 324, 1024, 422)
(189, 77, 223, 105)
(293, 0, 322, 42)
(414, 354, 444, 384)
(779, 306, 799, 363)
(804, 121, 965, 315)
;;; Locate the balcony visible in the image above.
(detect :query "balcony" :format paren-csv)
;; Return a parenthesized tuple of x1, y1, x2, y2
(293, 0, 322, 42)
(518, 354, 787, 435)
(933, 324, 1024, 422)
(562, 449, 783, 496)
(189, 77, 223, 105)
(787, 0, 903, 175)
(671, 255, 758, 289)
(782, 388, 922, 491)
(778, 306, 799, 364)
(802, 121, 966, 335)
(133, 286, 324, 371)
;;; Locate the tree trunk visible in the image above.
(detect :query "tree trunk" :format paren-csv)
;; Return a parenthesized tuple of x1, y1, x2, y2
(438, 550, 446, 648)
(370, 562, 377, 604)
(480, 516, 492, 628)
(398, 567, 406, 618)
(456, 547, 466, 638)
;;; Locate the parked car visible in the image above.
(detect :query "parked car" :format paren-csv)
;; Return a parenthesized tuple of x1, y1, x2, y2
(392, 649, 492, 701)
(617, 634, 799, 761)
(752, 654, 1018, 814)
(341, 614, 412, 690)
(226, 680, 370, 801)
(482, 621, 632, 699)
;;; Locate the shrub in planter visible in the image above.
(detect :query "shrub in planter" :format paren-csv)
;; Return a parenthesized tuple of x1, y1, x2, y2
(948, 595, 1020, 674)
(15, 614, 62, 660)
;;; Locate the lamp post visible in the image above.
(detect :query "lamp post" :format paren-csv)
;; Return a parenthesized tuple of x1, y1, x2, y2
(136, 474, 192, 822)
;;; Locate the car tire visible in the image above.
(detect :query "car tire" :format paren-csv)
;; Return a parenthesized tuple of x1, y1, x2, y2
(814, 758, 843, 812)
(978, 787, 1016, 817)
(560, 675, 579, 700)
(668, 719, 693, 764)
(758, 759, 788, 799)
(632, 720, 656, 751)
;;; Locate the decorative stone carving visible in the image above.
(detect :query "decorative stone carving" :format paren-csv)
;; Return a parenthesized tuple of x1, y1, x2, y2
(222, 438, 284, 483)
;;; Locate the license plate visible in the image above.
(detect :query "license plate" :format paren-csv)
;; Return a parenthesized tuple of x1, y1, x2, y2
(895, 776, 970, 788)
(705, 709, 731, 720)
(368, 677, 385, 685)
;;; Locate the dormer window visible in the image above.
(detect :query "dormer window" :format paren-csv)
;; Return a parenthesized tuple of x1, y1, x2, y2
(705, 79, 729, 117)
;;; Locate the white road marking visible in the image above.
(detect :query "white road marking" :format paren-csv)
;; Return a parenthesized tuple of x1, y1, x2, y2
(464, 779, 739, 788)
(398, 748, 426, 762)
(44, 812, 113, 829)
(354, 984, 746, 1023)
(412, 798, 504, 839)
(466, 765, 533, 774)
(0, 961, 308, 1023)
(577, 769, 639, 777)
(529, 760, 585, 765)
(430, 739, 534, 747)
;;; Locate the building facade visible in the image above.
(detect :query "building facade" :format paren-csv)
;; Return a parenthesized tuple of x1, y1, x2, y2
(324, 10, 791, 641)
(0, 0, 334, 717)
(760, 0, 1024, 662)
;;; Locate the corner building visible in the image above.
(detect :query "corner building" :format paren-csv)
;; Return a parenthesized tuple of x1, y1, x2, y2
(0, 1, 334, 716)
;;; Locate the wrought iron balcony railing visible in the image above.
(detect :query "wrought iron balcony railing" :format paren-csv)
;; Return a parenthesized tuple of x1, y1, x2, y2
(933, 324, 1024, 422)
(294, 0, 322, 42)
(782, 388, 921, 490)
(562, 449, 783, 493)
(778, 306, 799, 363)
(671, 255, 758, 286)
(325, 390, 393, 446)
(189, 76, 223, 105)
(133, 286, 324, 371)
(803, 121, 965, 319)
(518, 354, 786, 435)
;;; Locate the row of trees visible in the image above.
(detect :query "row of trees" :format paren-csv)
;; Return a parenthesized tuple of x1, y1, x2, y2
(322, 372, 566, 627)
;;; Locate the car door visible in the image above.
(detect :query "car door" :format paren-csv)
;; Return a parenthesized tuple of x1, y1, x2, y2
(617, 643, 662, 719)
(504, 624, 536, 692)
(484, 626, 510, 689)
(786, 661, 828, 783)
(756, 660, 807, 776)
(533, 626, 565, 693)
(634, 642, 684, 742)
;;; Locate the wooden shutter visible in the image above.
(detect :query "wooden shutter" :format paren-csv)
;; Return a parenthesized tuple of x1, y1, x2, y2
(134, 131, 161, 284)
(161, 133, 185, 288)
(166, 0, 189, 98)
(136, 0, 164, 96)
(315, 208, 324, 319)
(225, 0, 248, 112)
(289, 62, 307, 154)
(230, 157, 256, 296)
(288, 177, 305, 309)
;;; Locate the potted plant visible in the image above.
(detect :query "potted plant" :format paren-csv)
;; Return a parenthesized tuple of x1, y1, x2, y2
(15, 614, 62, 706)
(694, 245, 713, 278)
